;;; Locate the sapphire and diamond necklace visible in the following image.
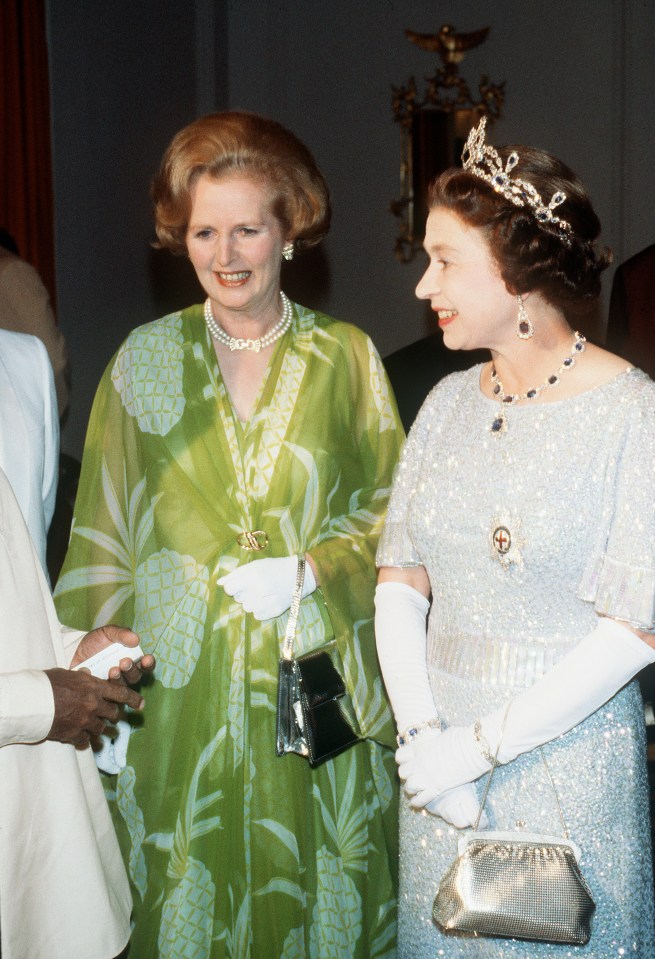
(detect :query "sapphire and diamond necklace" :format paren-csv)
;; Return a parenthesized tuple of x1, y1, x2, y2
(490, 331, 586, 435)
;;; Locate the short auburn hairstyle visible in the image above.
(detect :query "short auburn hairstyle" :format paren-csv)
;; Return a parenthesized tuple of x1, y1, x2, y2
(153, 111, 331, 255)
(428, 144, 611, 313)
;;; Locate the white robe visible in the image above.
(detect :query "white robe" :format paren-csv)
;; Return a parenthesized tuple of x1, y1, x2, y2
(0, 468, 132, 959)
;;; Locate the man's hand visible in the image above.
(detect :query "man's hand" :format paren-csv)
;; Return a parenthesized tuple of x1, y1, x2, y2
(70, 624, 155, 684)
(45, 668, 145, 748)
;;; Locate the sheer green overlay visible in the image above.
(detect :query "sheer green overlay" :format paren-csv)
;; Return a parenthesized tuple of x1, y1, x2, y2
(55, 302, 403, 959)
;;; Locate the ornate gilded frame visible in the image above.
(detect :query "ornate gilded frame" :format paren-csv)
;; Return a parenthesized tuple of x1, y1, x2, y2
(391, 29, 505, 262)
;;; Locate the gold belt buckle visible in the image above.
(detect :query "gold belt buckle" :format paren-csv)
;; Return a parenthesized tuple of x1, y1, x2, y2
(236, 530, 269, 551)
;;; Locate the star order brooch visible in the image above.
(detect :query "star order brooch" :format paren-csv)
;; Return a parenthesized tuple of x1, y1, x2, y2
(489, 515, 525, 569)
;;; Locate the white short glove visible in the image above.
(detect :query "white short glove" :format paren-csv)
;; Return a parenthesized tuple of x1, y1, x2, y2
(93, 719, 131, 775)
(218, 556, 317, 620)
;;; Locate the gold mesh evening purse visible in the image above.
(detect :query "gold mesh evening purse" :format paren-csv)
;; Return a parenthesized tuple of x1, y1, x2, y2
(432, 711, 596, 945)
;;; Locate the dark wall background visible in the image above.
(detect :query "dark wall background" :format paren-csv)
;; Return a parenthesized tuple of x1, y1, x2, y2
(47, 0, 655, 458)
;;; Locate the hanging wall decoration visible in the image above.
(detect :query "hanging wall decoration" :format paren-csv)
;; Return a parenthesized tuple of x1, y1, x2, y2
(391, 24, 505, 262)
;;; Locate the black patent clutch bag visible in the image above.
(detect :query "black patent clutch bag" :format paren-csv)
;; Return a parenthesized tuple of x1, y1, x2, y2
(275, 558, 358, 767)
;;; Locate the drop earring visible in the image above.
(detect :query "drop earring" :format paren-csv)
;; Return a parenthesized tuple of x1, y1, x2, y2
(282, 242, 294, 261)
(516, 295, 533, 339)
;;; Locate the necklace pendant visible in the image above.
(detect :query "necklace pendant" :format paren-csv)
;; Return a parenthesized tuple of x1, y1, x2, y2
(236, 530, 269, 551)
(490, 412, 507, 435)
(488, 330, 586, 437)
(229, 337, 262, 353)
(204, 292, 293, 353)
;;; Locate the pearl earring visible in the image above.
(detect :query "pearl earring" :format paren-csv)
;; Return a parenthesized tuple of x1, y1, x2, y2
(282, 242, 294, 261)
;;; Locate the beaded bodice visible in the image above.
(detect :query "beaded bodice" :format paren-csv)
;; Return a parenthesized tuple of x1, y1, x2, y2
(378, 365, 655, 688)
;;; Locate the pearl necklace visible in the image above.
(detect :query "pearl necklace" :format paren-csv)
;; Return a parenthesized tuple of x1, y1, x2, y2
(490, 331, 586, 435)
(203, 292, 293, 352)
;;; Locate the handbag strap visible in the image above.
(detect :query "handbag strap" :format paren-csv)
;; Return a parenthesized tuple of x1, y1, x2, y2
(281, 556, 306, 661)
(473, 702, 570, 839)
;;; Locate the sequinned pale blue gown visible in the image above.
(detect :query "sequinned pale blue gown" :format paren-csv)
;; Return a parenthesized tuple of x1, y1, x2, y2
(377, 365, 655, 958)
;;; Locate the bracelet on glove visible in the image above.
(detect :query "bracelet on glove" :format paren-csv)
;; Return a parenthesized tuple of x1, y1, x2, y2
(396, 717, 442, 747)
(473, 719, 501, 768)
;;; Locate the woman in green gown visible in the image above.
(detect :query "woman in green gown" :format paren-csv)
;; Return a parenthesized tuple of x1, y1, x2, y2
(54, 112, 403, 959)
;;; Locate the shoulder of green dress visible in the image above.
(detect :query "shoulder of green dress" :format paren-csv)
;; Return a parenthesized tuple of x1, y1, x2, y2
(292, 303, 378, 352)
(120, 310, 179, 338)
(108, 310, 191, 384)
(116, 307, 204, 353)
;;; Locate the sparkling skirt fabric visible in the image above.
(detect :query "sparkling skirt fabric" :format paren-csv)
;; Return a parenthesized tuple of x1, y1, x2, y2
(378, 366, 655, 957)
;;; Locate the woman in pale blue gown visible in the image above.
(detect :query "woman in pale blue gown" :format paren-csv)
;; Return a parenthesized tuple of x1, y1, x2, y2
(375, 117, 655, 957)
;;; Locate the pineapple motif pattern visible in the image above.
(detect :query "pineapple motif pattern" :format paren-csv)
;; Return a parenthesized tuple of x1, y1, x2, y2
(159, 857, 215, 959)
(133, 548, 209, 688)
(310, 848, 362, 958)
(54, 304, 403, 957)
(111, 312, 186, 435)
(117, 765, 148, 899)
(153, 727, 225, 959)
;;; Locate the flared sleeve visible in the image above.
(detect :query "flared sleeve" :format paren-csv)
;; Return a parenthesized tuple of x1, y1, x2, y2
(578, 375, 655, 630)
(305, 326, 405, 746)
(376, 381, 443, 568)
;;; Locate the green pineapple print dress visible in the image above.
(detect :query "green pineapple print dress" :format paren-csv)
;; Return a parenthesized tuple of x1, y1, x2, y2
(54, 301, 403, 959)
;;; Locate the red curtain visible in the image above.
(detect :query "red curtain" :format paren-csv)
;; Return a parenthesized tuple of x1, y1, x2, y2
(0, 0, 56, 303)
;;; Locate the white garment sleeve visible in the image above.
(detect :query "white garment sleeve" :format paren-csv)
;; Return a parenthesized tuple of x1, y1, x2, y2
(60, 625, 88, 666)
(1, 257, 70, 416)
(0, 669, 55, 746)
(39, 341, 59, 535)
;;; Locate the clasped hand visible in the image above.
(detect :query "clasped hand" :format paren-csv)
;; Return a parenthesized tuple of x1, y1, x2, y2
(218, 556, 317, 620)
(46, 625, 155, 749)
(396, 725, 491, 826)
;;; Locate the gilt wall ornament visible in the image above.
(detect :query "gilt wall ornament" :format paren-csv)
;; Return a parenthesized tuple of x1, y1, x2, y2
(391, 24, 505, 262)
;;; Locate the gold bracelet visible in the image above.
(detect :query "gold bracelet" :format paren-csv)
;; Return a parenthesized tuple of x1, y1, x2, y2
(396, 717, 442, 747)
(473, 719, 501, 768)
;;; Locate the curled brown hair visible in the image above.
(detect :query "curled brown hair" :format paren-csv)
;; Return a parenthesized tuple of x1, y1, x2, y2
(153, 111, 331, 255)
(428, 145, 611, 312)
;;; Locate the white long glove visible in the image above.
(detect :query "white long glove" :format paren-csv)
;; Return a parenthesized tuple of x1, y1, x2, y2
(401, 617, 655, 810)
(374, 581, 434, 729)
(375, 581, 485, 827)
(218, 556, 317, 620)
(482, 617, 655, 763)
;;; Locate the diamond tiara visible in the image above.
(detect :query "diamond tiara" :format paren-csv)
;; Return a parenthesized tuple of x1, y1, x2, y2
(461, 117, 572, 237)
